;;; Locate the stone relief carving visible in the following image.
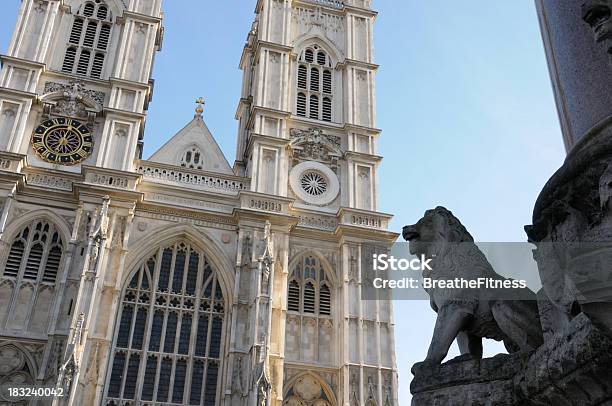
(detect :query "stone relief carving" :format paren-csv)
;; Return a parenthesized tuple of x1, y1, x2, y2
(284, 374, 333, 406)
(43, 80, 105, 123)
(231, 355, 245, 395)
(290, 128, 342, 170)
(403, 207, 543, 366)
(0, 344, 35, 403)
(292, 5, 346, 39)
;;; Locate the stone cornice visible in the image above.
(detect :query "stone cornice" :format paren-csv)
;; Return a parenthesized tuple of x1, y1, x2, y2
(0, 87, 37, 100)
(344, 58, 379, 71)
(248, 133, 292, 148)
(109, 77, 152, 91)
(343, 123, 382, 135)
(344, 4, 378, 18)
(104, 107, 146, 120)
(344, 151, 383, 162)
(121, 10, 163, 25)
(0, 55, 46, 70)
(43, 70, 111, 89)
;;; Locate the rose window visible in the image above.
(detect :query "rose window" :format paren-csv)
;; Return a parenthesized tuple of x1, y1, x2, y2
(300, 171, 328, 196)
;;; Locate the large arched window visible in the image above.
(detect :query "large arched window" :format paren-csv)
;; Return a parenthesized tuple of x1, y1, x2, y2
(296, 46, 333, 122)
(287, 255, 332, 316)
(62, 0, 113, 79)
(104, 241, 226, 406)
(0, 220, 64, 333)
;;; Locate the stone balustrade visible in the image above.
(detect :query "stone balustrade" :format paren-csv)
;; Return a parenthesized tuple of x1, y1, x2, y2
(137, 161, 248, 195)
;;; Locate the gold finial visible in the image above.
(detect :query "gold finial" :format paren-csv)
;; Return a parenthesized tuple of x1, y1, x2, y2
(195, 97, 205, 116)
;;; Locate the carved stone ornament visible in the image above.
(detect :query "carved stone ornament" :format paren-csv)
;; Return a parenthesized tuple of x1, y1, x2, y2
(289, 128, 342, 170)
(43, 80, 105, 124)
(403, 207, 543, 365)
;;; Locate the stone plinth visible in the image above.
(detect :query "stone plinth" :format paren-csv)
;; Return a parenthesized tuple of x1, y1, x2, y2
(411, 314, 612, 406)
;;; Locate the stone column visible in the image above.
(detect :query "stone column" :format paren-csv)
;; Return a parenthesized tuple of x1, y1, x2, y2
(536, 0, 612, 151)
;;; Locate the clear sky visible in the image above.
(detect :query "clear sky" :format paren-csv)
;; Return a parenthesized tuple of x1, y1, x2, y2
(0, 0, 566, 403)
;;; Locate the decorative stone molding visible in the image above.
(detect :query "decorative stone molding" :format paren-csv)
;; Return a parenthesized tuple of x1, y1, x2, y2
(136, 205, 237, 230)
(0, 152, 26, 173)
(81, 166, 139, 191)
(42, 81, 105, 120)
(302, 0, 345, 8)
(85, 173, 129, 189)
(289, 128, 342, 170)
(338, 208, 391, 230)
(144, 193, 232, 213)
(297, 214, 338, 231)
(26, 173, 73, 191)
(239, 192, 291, 215)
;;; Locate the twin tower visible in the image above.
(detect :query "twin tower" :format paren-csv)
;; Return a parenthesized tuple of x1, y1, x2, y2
(0, 0, 398, 405)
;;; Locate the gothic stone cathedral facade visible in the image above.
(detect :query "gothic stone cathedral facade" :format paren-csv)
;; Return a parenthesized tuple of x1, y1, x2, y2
(0, 0, 398, 405)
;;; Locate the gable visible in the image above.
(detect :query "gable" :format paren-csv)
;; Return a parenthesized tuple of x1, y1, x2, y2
(148, 116, 233, 175)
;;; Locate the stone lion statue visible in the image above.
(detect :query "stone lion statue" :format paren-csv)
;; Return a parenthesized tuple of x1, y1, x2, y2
(403, 207, 543, 366)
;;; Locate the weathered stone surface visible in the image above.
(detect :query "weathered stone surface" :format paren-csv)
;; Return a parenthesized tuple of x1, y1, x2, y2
(411, 314, 612, 406)
(536, 0, 612, 150)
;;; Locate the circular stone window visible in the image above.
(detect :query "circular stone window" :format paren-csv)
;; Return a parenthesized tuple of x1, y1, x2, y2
(301, 171, 328, 196)
(290, 161, 339, 206)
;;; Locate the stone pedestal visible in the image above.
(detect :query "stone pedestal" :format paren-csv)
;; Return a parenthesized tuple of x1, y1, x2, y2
(411, 314, 612, 406)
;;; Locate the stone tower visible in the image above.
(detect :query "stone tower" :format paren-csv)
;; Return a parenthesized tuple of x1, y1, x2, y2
(232, 0, 398, 405)
(0, 0, 398, 405)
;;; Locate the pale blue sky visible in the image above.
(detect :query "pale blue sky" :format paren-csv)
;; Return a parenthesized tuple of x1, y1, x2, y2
(0, 1, 566, 403)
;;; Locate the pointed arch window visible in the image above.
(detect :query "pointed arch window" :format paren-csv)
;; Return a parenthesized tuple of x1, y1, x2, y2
(104, 242, 226, 405)
(62, 1, 113, 79)
(296, 45, 334, 122)
(0, 220, 64, 332)
(287, 255, 332, 316)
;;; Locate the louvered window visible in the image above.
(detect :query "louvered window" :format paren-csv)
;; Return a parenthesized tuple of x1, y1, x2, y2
(61, 1, 113, 78)
(309, 95, 319, 120)
(310, 68, 320, 91)
(297, 93, 307, 117)
(2, 220, 63, 284)
(104, 242, 226, 406)
(287, 255, 332, 316)
(323, 70, 332, 94)
(296, 46, 334, 122)
(69, 19, 84, 44)
(62, 47, 77, 72)
(76, 50, 91, 75)
(317, 51, 327, 65)
(83, 2, 95, 16)
(91, 53, 105, 78)
(98, 24, 111, 50)
(83, 21, 97, 47)
(305, 48, 314, 63)
(1, 220, 64, 331)
(303, 282, 316, 313)
(288, 280, 300, 312)
(298, 65, 307, 89)
(320, 283, 331, 315)
(322, 97, 332, 122)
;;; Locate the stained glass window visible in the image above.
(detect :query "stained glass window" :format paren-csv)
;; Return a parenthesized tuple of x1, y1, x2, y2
(104, 242, 225, 405)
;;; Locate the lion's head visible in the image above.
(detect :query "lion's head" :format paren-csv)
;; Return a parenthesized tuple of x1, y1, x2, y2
(403, 207, 474, 256)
